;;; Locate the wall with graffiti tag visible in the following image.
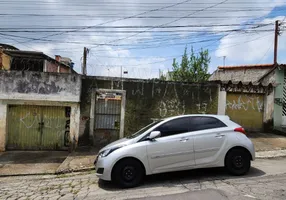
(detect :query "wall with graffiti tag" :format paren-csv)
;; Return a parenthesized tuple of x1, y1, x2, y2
(79, 76, 219, 146)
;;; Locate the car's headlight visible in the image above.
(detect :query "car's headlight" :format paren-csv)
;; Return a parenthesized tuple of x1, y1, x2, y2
(98, 146, 123, 158)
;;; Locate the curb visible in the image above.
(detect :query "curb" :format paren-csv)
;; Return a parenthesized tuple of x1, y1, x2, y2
(0, 172, 55, 178)
(55, 166, 95, 175)
(255, 150, 286, 159)
(0, 167, 95, 178)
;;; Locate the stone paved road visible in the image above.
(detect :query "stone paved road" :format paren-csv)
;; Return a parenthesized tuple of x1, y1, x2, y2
(1, 158, 286, 200)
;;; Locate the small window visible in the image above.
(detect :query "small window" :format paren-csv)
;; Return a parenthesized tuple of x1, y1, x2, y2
(190, 117, 226, 131)
(155, 117, 190, 137)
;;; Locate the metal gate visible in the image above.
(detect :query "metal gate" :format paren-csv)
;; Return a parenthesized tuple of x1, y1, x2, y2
(7, 105, 70, 150)
(94, 92, 122, 147)
(226, 93, 264, 131)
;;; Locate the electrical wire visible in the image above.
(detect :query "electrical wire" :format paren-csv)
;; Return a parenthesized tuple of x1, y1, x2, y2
(13, 0, 195, 44)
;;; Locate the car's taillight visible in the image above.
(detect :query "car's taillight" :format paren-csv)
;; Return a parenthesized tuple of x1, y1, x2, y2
(234, 127, 246, 135)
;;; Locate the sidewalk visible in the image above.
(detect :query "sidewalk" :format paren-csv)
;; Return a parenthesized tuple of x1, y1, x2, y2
(0, 147, 97, 177)
(56, 147, 98, 174)
(0, 151, 69, 176)
(249, 132, 286, 158)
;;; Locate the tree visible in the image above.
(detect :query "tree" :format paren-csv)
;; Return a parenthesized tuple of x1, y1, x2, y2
(171, 46, 211, 82)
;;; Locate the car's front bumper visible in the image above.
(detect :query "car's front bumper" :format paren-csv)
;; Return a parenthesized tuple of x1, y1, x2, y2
(94, 155, 113, 181)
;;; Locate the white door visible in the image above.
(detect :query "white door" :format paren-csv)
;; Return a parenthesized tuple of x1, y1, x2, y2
(146, 117, 195, 174)
(191, 117, 228, 166)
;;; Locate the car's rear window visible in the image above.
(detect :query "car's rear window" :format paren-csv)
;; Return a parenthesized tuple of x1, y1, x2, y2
(190, 116, 227, 131)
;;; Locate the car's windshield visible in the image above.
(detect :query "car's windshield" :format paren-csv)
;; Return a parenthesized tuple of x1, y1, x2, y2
(126, 120, 162, 139)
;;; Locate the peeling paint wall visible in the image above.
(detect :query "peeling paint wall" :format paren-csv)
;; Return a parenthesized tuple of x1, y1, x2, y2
(1, 53, 11, 70)
(0, 71, 81, 102)
(0, 102, 7, 151)
(79, 77, 219, 146)
(70, 104, 80, 151)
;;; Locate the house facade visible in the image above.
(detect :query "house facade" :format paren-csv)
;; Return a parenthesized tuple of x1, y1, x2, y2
(0, 45, 75, 74)
(0, 71, 81, 152)
(210, 64, 277, 132)
(0, 44, 80, 152)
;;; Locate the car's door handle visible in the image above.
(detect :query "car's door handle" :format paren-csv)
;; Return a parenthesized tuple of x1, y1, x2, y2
(215, 134, 225, 138)
(180, 138, 189, 142)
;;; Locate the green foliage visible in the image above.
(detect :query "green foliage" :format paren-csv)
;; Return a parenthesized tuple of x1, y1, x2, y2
(171, 46, 211, 82)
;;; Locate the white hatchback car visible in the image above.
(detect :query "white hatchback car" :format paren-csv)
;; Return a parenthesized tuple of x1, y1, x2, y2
(95, 115, 255, 188)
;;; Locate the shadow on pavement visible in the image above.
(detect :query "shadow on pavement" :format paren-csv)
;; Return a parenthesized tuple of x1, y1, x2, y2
(0, 151, 69, 176)
(0, 151, 68, 164)
(98, 166, 265, 191)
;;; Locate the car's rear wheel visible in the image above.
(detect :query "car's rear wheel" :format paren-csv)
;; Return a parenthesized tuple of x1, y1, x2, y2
(112, 158, 144, 188)
(225, 149, 251, 176)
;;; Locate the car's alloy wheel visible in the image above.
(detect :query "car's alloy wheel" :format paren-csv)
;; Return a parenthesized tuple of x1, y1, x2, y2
(225, 149, 251, 176)
(112, 159, 144, 188)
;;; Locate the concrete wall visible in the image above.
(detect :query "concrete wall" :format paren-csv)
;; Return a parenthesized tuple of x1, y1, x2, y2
(0, 71, 81, 102)
(274, 68, 284, 128)
(0, 102, 7, 151)
(79, 76, 219, 146)
(217, 88, 226, 115)
(264, 90, 274, 130)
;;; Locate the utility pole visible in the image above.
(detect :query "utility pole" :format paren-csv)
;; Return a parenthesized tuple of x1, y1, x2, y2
(274, 20, 279, 65)
(82, 47, 87, 75)
(223, 56, 226, 67)
(121, 66, 123, 90)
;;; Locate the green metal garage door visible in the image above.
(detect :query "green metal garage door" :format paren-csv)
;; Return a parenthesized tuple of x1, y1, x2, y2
(226, 93, 264, 131)
(7, 105, 70, 150)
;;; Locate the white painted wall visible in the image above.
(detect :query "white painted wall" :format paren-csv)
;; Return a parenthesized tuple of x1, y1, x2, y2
(264, 91, 274, 123)
(217, 88, 226, 115)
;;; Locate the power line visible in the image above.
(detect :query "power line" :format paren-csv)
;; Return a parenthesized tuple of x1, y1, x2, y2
(88, 0, 230, 49)
(85, 32, 272, 67)
(0, 23, 272, 30)
(256, 42, 274, 65)
(13, 0, 194, 44)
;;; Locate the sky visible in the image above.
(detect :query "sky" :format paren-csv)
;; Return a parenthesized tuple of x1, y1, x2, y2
(0, 0, 286, 79)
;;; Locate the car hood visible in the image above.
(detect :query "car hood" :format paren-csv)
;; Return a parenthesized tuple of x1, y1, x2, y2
(99, 138, 134, 152)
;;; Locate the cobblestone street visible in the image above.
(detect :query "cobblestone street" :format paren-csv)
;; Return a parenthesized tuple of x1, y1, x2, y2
(1, 158, 286, 200)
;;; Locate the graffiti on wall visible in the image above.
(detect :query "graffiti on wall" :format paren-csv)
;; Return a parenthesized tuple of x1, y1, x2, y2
(13, 80, 65, 94)
(158, 83, 185, 117)
(196, 103, 208, 114)
(159, 99, 185, 117)
(132, 82, 144, 96)
(226, 95, 263, 112)
(20, 111, 40, 129)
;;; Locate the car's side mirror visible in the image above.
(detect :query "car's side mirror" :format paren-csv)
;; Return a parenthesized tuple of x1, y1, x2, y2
(148, 131, 161, 141)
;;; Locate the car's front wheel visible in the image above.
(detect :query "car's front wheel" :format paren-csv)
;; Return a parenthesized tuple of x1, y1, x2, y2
(112, 158, 144, 188)
(225, 149, 251, 176)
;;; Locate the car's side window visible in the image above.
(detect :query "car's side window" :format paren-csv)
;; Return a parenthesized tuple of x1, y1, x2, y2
(154, 117, 190, 138)
(190, 116, 226, 132)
